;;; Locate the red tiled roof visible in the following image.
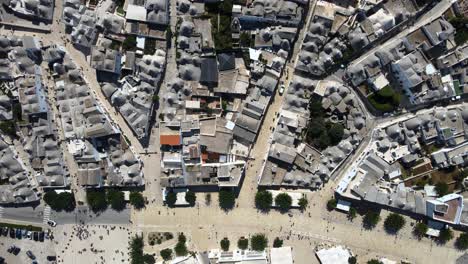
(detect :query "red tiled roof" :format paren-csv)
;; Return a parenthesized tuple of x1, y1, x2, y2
(160, 135, 181, 146)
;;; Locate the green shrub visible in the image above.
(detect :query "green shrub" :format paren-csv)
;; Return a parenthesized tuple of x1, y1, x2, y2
(165, 191, 177, 207)
(160, 248, 173, 261)
(250, 234, 268, 251)
(237, 237, 248, 250)
(435, 182, 449, 197)
(348, 207, 357, 221)
(273, 237, 283, 248)
(220, 237, 230, 251)
(185, 191, 196, 206)
(298, 197, 308, 211)
(326, 198, 337, 211)
(348, 256, 357, 264)
(437, 228, 453, 244)
(455, 233, 468, 250)
(413, 222, 428, 239)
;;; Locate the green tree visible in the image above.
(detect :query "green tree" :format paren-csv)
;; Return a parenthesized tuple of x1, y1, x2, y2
(107, 189, 126, 211)
(455, 233, 468, 250)
(438, 228, 453, 244)
(326, 198, 337, 211)
(273, 237, 283, 248)
(166, 28, 172, 40)
(237, 237, 248, 250)
(205, 193, 212, 205)
(222, 101, 228, 112)
(165, 191, 177, 207)
(239, 32, 251, 47)
(58, 192, 76, 212)
(43, 191, 76, 212)
(86, 189, 108, 212)
(328, 123, 344, 145)
(143, 254, 155, 264)
(255, 190, 272, 211)
(298, 196, 308, 211)
(413, 222, 428, 239)
(123, 35, 137, 51)
(367, 260, 383, 264)
(174, 242, 188, 256)
(307, 118, 325, 139)
(0, 121, 16, 137)
(220, 237, 230, 251)
(185, 191, 196, 207)
(219, 190, 236, 210)
(348, 256, 357, 264)
(363, 211, 380, 229)
(348, 207, 357, 221)
(178, 233, 187, 244)
(309, 98, 323, 116)
(129, 235, 144, 264)
(250, 234, 268, 251)
(152, 95, 160, 103)
(43, 191, 59, 209)
(174, 233, 188, 256)
(12, 103, 22, 121)
(435, 182, 449, 197)
(450, 16, 468, 45)
(384, 213, 406, 234)
(160, 248, 173, 261)
(275, 193, 292, 212)
(317, 133, 331, 150)
(129, 192, 145, 209)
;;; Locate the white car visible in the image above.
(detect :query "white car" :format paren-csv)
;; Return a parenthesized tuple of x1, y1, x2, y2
(46, 220, 57, 227)
(279, 85, 285, 95)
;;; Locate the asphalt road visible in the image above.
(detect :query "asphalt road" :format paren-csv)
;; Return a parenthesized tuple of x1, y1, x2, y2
(0, 206, 130, 225)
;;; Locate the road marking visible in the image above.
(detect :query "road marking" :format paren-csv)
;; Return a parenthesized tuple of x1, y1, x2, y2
(43, 206, 51, 224)
(0, 206, 3, 219)
(291, 230, 341, 244)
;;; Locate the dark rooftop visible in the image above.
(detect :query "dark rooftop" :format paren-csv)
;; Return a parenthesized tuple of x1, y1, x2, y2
(200, 57, 219, 84)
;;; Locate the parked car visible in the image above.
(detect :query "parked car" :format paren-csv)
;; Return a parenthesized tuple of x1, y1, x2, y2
(2, 227, 8, 236)
(0, 256, 4, 264)
(26, 250, 35, 260)
(47, 255, 57, 261)
(9, 228, 15, 238)
(47, 220, 57, 227)
(33, 232, 38, 241)
(13, 247, 20, 255)
(27, 231, 32, 239)
(21, 229, 27, 237)
(279, 84, 285, 95)
(8, 246, 20, 255)
(15, 229, 22, 239)
(39, 232, 44, 242)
